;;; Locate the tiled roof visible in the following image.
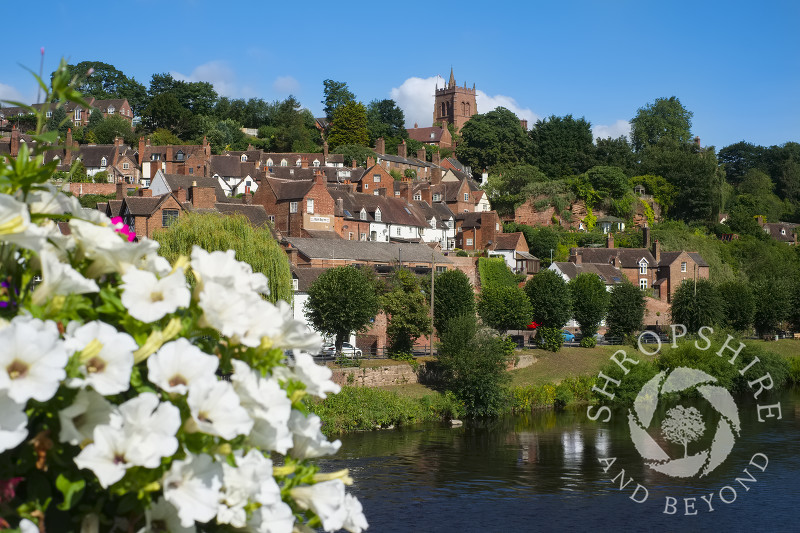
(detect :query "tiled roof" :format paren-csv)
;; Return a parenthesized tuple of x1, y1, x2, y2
(574, 248, 656, 269)
(553, 262, 625, 284)
(291, 267, 328, 292)
(658, 251, 710, 268)
(266, 178, 314, 201)
(762, 222, 798, 243)
(162, 174, 227, 203)
(285, 237, 452, 264)
(214, 203, 270, 228)
(328, 189, 426, 227)
(492, 233, 525, 251)
(209, 155, 258, 178)
(268, 166, 366, 183)
(123, 196, 167, 216)
(75, 145, 116, 168)
(407, 127, 445, 144)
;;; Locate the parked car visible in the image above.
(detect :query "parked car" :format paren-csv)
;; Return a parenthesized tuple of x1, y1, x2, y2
(562, 330, 576, 343)
(319, 342, 362, 358)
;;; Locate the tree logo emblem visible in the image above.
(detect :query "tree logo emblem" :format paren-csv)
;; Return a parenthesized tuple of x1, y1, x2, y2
(628, 367, 741, 478)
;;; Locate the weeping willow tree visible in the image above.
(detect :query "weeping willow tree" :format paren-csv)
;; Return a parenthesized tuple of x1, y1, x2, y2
(152, 213, 293, 304)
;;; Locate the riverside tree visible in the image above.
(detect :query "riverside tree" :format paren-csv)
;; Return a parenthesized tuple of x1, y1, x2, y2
(305, 266, 380, 353)
(669, 278, 723, 333)
(606, 282, 645, 339)
(428, 269, 475, 334)
(477, 285, 532, 334)
(718, 280, 755, 332)
(569, 272, 610, 346)
(381, 268, 431, 354)
(525, 269, 572, 351)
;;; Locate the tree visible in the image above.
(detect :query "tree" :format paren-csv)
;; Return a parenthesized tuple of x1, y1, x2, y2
(630, 96, 693, 153)
(322, 80, 355, 122)
(456, 107, 531, 178)
(661, 406, 706, 458)
(718, 141, 766, 186)
(630, 174, 678, 216)
(150, 128, 183, 146)
(58, 61, 148, 114)
(87, 108, 104, 131)
(148, 73, 218, 115)
(476, 285, 532, 333)
(93, 115, 136, 145)
(718, 280, 755, 332)
(585, 165, 629, 199)
(141, 93, 188, 133)
(606, 282, 645, 338)
(752, 278, 791, 336)
(152, 213, 293, 304)
(366, 99, 407, 147)
(327, 101, 369, 148)
(305, 266, 380, 352)
(669, 279, 723, 332)
(429, 269, 475, 334)
(436, 314, 512, 417)
(524, 226, 560, 266)
(381, 268, 431, 354)
(45, 106, 69, 137)
(595, 136, 636, 176)
(529, 114, 596, 178)
(569, 273, 610, 339)
(483, 163, 550, 216)
(525, 269, 572, 329)
(271, 96, 320, 153)
(333, 145, 376, 168)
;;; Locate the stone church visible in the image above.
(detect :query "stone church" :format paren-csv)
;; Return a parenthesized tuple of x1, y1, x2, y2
(433, 68, 477, 133)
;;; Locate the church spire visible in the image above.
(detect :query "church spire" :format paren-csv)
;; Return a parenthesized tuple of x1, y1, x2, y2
(449, 67, 455, 88)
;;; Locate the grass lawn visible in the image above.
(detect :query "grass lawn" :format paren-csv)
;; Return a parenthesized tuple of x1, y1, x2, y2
(746, 339, 800, 359)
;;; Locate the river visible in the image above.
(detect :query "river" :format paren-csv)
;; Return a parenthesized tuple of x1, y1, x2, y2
(319, 388, 800, 532)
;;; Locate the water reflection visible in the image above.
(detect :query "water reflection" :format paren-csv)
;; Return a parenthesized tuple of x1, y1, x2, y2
(319, 388, 800, 532)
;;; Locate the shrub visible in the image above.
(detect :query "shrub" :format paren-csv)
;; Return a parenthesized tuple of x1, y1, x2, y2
(580, 336, 597, 348)
(554, 383, 574, 409)
(537, 326, 564, 352)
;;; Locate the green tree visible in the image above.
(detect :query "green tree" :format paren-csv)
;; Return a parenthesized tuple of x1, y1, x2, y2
(436, 314, 512, 417)
(477, 285, 532, 333)
(366, 99, 407, 147)
(93, 115, 136, 145)
(45, 106, 69, 137)
(148, 73, 218, 115)
(150, 128, 183, 146)
(595, 135, 636, 175)
(322, 79, 355, 122)
(430, 269, 475, 334)
(381, 268, 431, 354)
(333, 145, 376, 168)
(569, 272, 610, 339)
(529, 114, 596, 178)
(271, 96, 320, 153)
(141, 92, 188, 133)
(630, 174, 678, 216)
(525, 269, 573, 328)
(669, 279, 723, 332)
(305, 266, 380, 352)
(718, 141, 766, 186)
(606, 282, 645, 338)
(58, 61, 148, 114)
(718, 280, 755, 332)
(752, 278, 791, 337)
(327, 101, 369, 148)
(525, 226, 560, 266)
(152, 213, 293, 304)
(456, 107, 531, 178)
(87, 108, 104, 131)
(585, 165, 629, 199)
(483, 163, 549, 216)
(630, 96, 693, 153)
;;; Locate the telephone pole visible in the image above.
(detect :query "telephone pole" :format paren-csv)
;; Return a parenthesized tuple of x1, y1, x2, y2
(430, 250, 435, 358)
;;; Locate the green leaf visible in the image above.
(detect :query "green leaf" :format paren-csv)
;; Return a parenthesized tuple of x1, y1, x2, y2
(56, 473, 85, 511)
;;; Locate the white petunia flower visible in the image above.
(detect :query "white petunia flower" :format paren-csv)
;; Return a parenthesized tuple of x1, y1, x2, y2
(0, 194, 47, 251)
(121, 267, 190, 323)
(291, 352, 341, 399)
(74, 425, 132, 488)
(342, 493, 369, 533)
(221, 449, 280, 508)
(19, 519, 39, 533)
(247, 500, 295, 533)
(69, 219, 159, 276)
(64, 320, 136, 395)
(0, 316, 67, 403)
(148, 338, 218, 395)
(191, 246, 269, 295)
(146, 497, 196, 533)
(291, 480, 347, 532)
(231, 360, 293, 453)
(268, 301, 324, 352)
(58, 389, 114, 446)
(32, 249, 99, 306)
(23, 184, 81, 215)
(196, 280, 258, 342)
(187, 380, 253, 440)
(116, 393, 181, 468)
(288, 411, 341, 459)
(163, 454, 223, 527)
(0, 392, 28, 453)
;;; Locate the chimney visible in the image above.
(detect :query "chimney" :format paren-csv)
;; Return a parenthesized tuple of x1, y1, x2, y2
(417, 148, 426, 161)
(115, 182, 125, 200)
(420, 183, 432, 205)
(175, 187, 186, 204)
(313, 168, 325, 185)
(642, 226, 650, 249)
(375, 137, 385, 155)
(10, 127, 20, 157)
(336, 197, 344, 215)
(652, 239, 661, 263)
(137, 188, 153, 197)
(301, 156, 309, 169)
(414, 122, 418, 128)
(323, 141, 329, 163)
(397, 140, 406, 158)
(377, 187, 386, 197)
(203, 136, 210, 157)
(138, 136, 145, 160)
(114, 136, 123, 147)
(520, 119, 528, 131)
(366, 156, 375, 168)
(431, 151, 442, 184)
(351, 158, 357, 169)
(570, 248, 582, 265)
(607, 232, 614, 249)
(481, 169, 488, 186)
(244, 192, 253, 205)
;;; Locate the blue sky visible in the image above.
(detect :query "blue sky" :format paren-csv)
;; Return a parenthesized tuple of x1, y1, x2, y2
(2, 0, 798, 149)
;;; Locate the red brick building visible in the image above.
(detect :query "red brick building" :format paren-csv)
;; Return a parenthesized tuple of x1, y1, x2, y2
(433, 68, 477, 133)
(254, 170, 335, 238)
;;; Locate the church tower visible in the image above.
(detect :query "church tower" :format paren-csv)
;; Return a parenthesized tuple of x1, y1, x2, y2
(433, 68, 477, 133)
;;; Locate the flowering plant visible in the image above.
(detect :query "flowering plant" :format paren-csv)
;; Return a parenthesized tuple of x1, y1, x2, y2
(0, 60, 367, 532)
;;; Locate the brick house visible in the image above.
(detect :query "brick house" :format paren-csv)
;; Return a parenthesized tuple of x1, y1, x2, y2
(406, 125, 453, 150)
(0, 98, 133, 129)
(118, 188, 186, 240)
(138, 137, 211, 184)
(208, 154, 259, 197)
(373, 138, 435, 180)
(757, 216, 798, 244)
(489, 232, 539, 275)
(455, 211, 502, 251)
(149, 171, 227, 204)
(431, 178, 478, 213)
(254, 169, 335, 238)
(358, 157, 396, 194)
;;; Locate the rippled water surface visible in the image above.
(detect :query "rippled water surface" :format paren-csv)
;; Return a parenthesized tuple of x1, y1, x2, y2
(319, 388, 800, 532)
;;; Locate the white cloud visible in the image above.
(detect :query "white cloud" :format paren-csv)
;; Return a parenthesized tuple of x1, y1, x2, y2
(475, 91, 539, 126)
(273, 76, 299, 95)
(593, 119, 631, 141)
(170, 61, 237, 97)
(0, 83, 25, 105)
(390, 75, 540, 129)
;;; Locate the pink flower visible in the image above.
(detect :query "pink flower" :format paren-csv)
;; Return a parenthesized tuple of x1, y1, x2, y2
(111, 216, 136, 242)
(0, 477, 22, 503)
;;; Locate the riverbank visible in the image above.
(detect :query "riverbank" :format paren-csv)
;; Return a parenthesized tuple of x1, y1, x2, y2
(309, 340, 800, 435)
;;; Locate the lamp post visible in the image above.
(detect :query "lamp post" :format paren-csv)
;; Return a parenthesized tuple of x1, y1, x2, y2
(398, 247, 402, 268)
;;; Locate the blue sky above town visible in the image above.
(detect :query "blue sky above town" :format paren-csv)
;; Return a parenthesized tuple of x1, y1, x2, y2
(1, 0, 798, 149)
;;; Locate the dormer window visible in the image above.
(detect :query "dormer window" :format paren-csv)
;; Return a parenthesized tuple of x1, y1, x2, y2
(280, 159, 288, 167)
(781, 228, 786, 235)
(430, 218, 436, 229)
(464, 193, 469, 201)
(313, 159, 320, 167)
(266, 158, 274, 166)
(241, 154, 247, 162)
(296, 158, 302, 167)
(107, 106, 115, 114)
(430, 132, 435, 139)
(176, 151, 185, 161)
(433, 193, 442, 202)
(74, 107, 82, 121)
(360, 208, 367, 220)
(151, 154, 160, 161)
(639, 259, 648, 275)
(413, 193, 422, 201)
(100, 157, 107, 167)
(46, 111, 52, 118)
(374, 208, 382, 222)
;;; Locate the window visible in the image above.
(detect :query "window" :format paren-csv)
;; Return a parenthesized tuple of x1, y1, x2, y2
(430, 132, 435, 139)
(374, 208, 382, 222)
(74, 108, 82, 121)
(307, 198, 314, 214)
(241, 154, 247, 162)
(292, 278, 299, 291)
(289, 202, 298, 213)
(162, 209, 179, 227)
(348, 232, 353, 240)
(394, 191, 400, 196)
(681, 262, 687, 272)
(266, 158, 274, 166)
(122, 162, 129, 170)
(445, 219, 453, 229)
(245, 180, 251, 187)
(188, 168, 194, 175)
(296, 159, 302, 167)
(466, 238, 473, 246)
(374, 174, 381, 183)
(46, 111, 52, 118)
(360, 208, 367, 220)
(107, 106, 115, 114)
(267, 215, 275, 222)
(639, 260, 647, 275)
(639, 279, 648, 290)
(280, 159, 288, 167)
(781, 228, 786, 235)
(433, 193, 442, 202)
(430, 218, 437, 229)
(100, 157, 107, 167)
(413, 193, 422, 201)
(495, 223, 499, 231)
(396, 226, 401, 236)
(151, 154, 160, 161)
(313, 159, 320, 167)
(360, 233, 367, 241)
(374, 191, 379, 196)
(176, 151, 185, 161)
(364, 183, 369, 190)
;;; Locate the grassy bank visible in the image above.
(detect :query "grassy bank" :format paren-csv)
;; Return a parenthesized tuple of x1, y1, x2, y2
(311, 340, 800, 435)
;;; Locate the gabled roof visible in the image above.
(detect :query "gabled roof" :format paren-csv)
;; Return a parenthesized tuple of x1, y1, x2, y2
(123, 195, 175, 217)
(574, 248, 656, 269)
(492, 232, 527, 252)
(209, 155, 257, 178)
(285, 237, 451, 264)
(407, 126, 446, 144)
(161, 174, 227, 203)
(268, 166, 366, 183)
(291, 267, 328, 292)
(659, 251, 710, 268)
(552, 262, 625, 285)
(75, 145, 116, 168)
(376, 152, 433, 168)
(762, 222, 798, 243)
(106, 200, 123, 217)
(266, 177, 314, 201)
(328, 189, 426, 227)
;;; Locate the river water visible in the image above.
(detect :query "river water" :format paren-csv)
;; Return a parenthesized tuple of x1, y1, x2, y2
(319, 388, 800, 532)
